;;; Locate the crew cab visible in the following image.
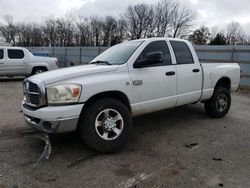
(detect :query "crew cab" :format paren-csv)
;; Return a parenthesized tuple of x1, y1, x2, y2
(21, 38, 240, 152)
(0, 46, 58, 77)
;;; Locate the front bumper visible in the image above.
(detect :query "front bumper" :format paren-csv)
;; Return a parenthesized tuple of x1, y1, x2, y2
(22, 102, 84, 133)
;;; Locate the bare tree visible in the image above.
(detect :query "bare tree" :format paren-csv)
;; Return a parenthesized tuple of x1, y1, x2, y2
(124, 3, 154, 39)
(210, 26, 219, 40)
(226, 22, 245, 45)
(102, 16, 117, 46)
(56, 18, 67, 46)
(0, 0, 199, 46)
(56, 16, 75, 46)
(0, 15, 17, 45)
(154, 0, 175, 37)
(31, 23, 44, 46)
(64, 14, 76, 46)
(115, 17, 127, 44)
(15, 22, 44, 46)
(90, 16, 103, 46)
(75, 17, 93, 46)
(44, 18, 57, 46)
(171, 3, 195, 38)
(17, 23, 32, 46)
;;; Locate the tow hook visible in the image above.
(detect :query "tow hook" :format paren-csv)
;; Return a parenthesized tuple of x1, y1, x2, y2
(22, 130, 52, 169)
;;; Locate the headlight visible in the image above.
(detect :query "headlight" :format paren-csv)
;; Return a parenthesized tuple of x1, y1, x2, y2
(47, 84, 81, 105)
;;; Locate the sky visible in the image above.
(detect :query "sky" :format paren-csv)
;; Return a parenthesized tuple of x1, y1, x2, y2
(0, 0, 250, 35)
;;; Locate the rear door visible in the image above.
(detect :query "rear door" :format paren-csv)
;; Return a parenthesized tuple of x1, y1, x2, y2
(5, 49, 27, 76)
(170, 41, 202, 106)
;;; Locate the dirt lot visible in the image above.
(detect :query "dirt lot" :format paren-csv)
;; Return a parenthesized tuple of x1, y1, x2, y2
(0, 79, 250, 188)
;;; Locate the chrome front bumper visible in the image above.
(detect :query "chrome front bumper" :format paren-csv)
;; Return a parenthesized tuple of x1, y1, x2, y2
(24, 115, 79, 134)
(22, 102, 84, 134)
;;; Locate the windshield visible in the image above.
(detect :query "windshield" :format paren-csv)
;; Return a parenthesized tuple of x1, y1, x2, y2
(91, 40, 144, 65)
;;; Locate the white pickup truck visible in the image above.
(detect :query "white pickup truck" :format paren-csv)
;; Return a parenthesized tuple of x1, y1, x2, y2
(0, 46, 58, 77)
(22, 38, 240, 152)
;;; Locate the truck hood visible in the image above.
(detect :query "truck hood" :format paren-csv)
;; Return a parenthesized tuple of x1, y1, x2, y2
(29, 64, 119, 85)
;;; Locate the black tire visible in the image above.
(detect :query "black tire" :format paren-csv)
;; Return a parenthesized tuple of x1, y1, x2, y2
(31, 67, 47, 75)
(79, 98, 133, 152)
(204, 87, 231, 118)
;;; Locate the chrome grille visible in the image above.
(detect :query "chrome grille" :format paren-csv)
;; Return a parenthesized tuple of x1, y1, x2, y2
(23, 79, 46, 107)
(29, 93, 40, 105)
(29, 82, 39, 93)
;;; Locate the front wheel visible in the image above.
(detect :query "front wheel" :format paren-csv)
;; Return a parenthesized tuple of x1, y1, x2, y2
(79, 98, 133, 152)
(204, 87, 231, 118)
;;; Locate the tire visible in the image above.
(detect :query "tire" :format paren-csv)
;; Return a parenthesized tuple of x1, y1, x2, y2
(204, 87, 231, 118)
(31, 67, 47, 75)
(79, 98, 133, 152)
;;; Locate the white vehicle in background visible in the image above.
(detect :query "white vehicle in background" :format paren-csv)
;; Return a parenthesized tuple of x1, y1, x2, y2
(0, 46, 58, 77)
(22, 38, 240, 152)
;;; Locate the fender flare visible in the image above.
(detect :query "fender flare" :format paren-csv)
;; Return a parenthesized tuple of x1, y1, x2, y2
(27, 63, 49, 75)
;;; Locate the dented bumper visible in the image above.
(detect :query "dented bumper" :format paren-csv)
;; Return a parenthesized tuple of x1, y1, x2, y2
(22, 102, 84, 133)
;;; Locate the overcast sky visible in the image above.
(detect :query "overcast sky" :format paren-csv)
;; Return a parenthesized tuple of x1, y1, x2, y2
(0, 0, 250, 35)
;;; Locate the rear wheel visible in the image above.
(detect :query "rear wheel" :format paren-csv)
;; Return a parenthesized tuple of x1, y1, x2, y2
(31, 67, 47, 75)
(79, 98, 133, 152)
(204, 87, 231, 118)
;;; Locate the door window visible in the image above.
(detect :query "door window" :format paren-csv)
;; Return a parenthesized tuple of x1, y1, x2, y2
(7, 49, 24, 59)
(136, 41, 172, 67)
(0, 49, 3, 59)
(170, 41, 194, 64)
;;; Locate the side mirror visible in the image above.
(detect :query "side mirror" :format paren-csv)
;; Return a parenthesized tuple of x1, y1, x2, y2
(134, 52, 163, 68)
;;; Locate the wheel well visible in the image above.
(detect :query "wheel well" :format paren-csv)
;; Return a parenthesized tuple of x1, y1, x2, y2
(32, 66, 48, 72)
(215, 77, 231, 90)
(82, 91, 131, 113)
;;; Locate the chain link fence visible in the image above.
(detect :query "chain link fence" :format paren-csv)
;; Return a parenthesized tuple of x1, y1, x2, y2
(28, 46, 109, 67)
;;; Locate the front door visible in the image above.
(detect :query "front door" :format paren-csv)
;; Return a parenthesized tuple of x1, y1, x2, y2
(5, 49, 26, 76)
(129, 40, 177, 115)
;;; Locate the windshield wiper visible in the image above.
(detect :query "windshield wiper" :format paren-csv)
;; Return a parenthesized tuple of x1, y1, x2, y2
(90, 60, 112, 65)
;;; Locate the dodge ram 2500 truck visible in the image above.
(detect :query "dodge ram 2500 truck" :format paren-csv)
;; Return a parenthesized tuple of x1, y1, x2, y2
(0, 46, 58, 77)
(22, 38, 240, 152)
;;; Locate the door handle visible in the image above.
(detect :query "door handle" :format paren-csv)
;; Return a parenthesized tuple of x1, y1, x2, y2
(165, 71, 175, 76)
(193, 69, 200, 73)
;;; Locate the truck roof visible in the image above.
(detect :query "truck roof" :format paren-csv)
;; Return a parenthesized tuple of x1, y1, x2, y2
(131, 37, 188, 43)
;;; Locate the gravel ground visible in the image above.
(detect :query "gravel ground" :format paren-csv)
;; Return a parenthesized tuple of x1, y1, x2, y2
(0, 79, 250, 188)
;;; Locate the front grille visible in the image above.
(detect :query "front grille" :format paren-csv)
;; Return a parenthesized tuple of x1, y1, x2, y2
(29, 93, 40, 105)
(24, 80, 46, 108)
(29, 82, 39, 93)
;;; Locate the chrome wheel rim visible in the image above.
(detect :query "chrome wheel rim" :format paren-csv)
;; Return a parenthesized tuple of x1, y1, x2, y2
(95, 108, 124, 140)
(216, 93, 228, 112)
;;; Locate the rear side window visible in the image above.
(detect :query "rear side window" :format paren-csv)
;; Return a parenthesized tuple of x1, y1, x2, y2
(170, 41, 194, 64)
(8, 49, 24, 59)
(0, 49, 3, 59)
(137, 41, 172, 66)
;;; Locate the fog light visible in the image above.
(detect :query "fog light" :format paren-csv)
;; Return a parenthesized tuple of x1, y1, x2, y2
(42, 121, 54, 131)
